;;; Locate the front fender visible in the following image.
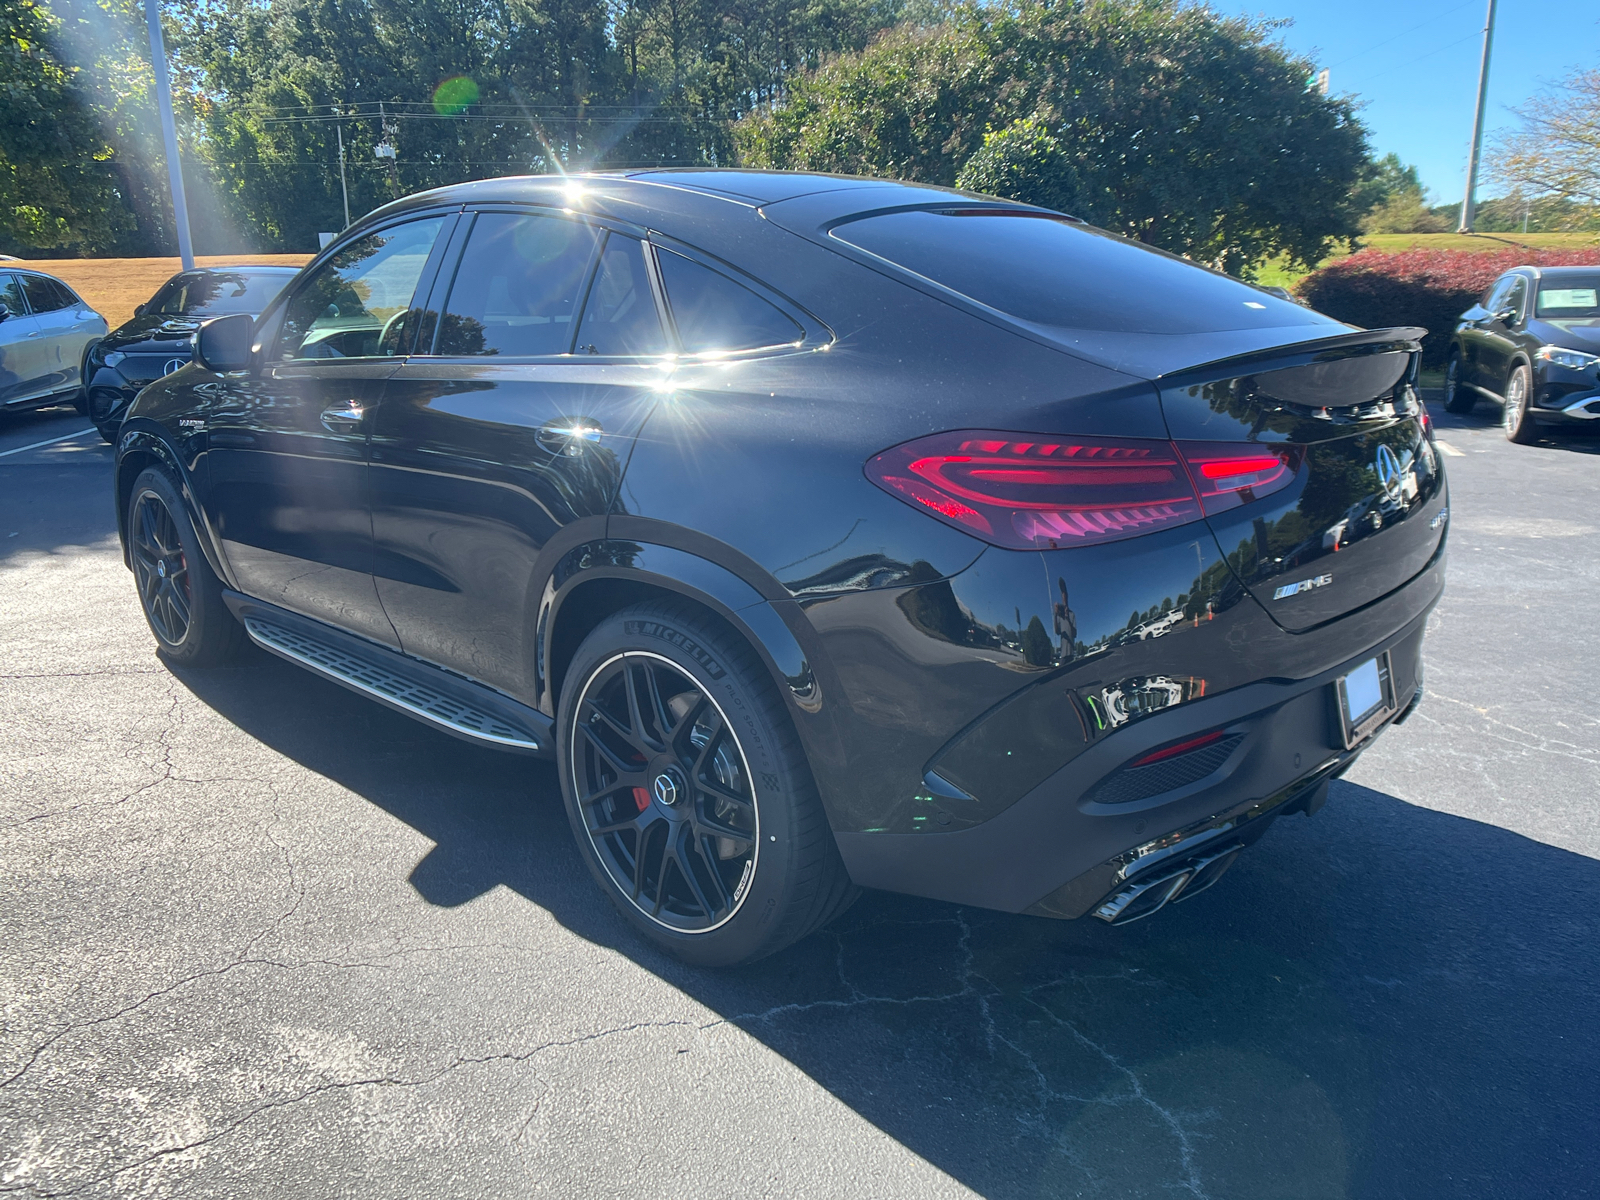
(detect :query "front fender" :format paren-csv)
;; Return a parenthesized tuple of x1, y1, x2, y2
(114, 423, 234, 588)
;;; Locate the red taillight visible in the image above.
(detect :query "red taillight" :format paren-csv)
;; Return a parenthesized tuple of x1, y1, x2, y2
(1176, 441, 1299, 516)
(866, 430, 1300, 549)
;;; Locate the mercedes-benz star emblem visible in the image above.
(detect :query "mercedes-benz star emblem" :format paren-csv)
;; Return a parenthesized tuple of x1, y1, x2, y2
(651, 772, 680, 807)
(162, 358, 186, 377)
(156, 560, 166, 579)
(1374, 444, 1404, 504)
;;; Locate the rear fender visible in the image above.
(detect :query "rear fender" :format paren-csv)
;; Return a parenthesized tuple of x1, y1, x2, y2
(539, 534, 851, 826)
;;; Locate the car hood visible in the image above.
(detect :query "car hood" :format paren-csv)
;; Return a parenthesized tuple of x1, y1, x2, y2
(1531, 317, 1600, 353)
(101, 312, 206, 356)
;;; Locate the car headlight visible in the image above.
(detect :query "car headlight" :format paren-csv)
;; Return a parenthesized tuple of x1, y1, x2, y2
(1535, 345, 1600, 372)
(102, 350, 125, 367)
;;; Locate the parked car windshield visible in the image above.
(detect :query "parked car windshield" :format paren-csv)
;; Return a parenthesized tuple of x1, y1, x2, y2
(149, 271, 291, 317)
(831, 209, 1325, 335)
(1535, 278, 1600, 320)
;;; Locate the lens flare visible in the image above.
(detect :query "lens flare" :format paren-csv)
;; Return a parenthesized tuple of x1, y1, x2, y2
(432, 76, 480, 115)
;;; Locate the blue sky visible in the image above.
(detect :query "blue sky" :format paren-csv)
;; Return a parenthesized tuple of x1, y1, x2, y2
(1220, 1, 1600, 204)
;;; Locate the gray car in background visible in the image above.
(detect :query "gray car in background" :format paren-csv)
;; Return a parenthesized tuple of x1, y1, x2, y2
(0, 270, 108, 412)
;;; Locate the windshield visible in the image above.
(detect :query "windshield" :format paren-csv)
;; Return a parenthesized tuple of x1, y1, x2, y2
(830, 209, 1328, 335)
(1535, 278, 1600, 319)
(150, 271, 292, 317)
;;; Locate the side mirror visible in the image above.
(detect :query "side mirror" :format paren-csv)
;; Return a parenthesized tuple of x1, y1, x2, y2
(192, 313, 255, 373)
(134, 303, 146, 317)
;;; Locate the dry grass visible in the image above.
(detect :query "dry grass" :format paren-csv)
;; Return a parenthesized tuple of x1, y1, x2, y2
(15, 254, 313, 330)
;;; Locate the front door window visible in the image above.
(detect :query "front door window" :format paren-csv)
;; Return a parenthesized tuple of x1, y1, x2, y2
(277, 219, 445, 360)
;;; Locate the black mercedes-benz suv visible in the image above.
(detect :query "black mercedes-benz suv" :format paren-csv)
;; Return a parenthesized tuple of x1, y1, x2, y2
(85, 265, 298, 442)
(113, 171, 1447, 965)
(1443, 264, 1600, 442)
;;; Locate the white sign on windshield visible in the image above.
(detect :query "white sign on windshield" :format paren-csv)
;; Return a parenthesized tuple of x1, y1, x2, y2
(1537, 288, 1598, 312)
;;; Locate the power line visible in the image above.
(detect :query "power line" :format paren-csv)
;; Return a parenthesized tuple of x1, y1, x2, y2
(1323, 0, 1480, 72)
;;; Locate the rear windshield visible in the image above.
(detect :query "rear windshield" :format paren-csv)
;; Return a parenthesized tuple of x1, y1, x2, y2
(150, 271, 293, 317)
(1535, 278, 1600, 318)
(830, 210, 1325, 335)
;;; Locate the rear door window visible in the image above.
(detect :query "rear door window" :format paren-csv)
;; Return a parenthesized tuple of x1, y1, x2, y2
(831, 209, 1325, 335)
(0, 275, 23, 315)
(656, 249, 802, 354)
(20, 275, 68, 313)
(573, 234, 667, 357)
(435, 212, 600, 357)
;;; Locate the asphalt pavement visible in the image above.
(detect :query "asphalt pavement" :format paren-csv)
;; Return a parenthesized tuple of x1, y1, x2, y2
(2, 395, 1596, 1199)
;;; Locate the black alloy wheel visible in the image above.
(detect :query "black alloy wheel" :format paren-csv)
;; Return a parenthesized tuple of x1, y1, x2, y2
(1503, 362, 1536, 444)
(1443, 354, 1474, 413)
(126, 467, 247, 666)
(558, 601, 856, 965)
(131, 488, 192, 645)
(571, 652, 759, 932)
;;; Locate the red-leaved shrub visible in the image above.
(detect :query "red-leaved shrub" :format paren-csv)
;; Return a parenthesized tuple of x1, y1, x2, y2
(1296, 246, 1600, 367)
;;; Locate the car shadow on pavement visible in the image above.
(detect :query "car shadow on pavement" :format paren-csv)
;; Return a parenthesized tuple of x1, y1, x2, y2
(173, 651, 1600, 1200)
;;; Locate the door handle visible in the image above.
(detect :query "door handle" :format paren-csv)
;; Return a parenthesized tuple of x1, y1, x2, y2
(320, 403, 365, 433)
(536, 417, 603, 457)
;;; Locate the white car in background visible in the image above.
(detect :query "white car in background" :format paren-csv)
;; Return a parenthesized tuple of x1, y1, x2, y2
(0, 269, 108, 412)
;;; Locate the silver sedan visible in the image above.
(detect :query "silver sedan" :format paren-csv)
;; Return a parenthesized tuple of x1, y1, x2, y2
(0, 269, 108, 411)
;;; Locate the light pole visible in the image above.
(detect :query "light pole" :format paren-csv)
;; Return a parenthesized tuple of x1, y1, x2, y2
(1458, 0, 1497, 234)
(143, 0, 194, 269)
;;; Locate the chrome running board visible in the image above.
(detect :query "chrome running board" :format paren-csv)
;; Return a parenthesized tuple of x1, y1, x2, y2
(227, 595, 550, 754)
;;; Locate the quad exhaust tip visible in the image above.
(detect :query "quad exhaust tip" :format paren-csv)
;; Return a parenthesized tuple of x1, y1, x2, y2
(1092, 843, 1244, 925)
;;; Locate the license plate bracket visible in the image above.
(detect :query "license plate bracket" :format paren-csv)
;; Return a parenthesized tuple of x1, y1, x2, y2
(1335, 651, 1397, 748)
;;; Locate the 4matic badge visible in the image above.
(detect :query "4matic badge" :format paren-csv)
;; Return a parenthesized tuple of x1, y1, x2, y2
(1273, 574, 1332, 601)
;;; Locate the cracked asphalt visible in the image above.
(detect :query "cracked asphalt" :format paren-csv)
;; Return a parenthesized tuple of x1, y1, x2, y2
(2, 397, 1597, 1199)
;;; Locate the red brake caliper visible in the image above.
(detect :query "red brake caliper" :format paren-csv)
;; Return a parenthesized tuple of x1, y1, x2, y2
(632, 787, 651, 812)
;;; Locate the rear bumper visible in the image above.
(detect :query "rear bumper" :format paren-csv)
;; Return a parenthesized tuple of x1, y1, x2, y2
(834, 578, 1437, 916)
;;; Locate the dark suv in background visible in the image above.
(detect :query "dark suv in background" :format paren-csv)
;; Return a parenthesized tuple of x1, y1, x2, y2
(85, 265, 298, 442)
(113, 171, 1447, 965)
(1444, 265, 1600, 442)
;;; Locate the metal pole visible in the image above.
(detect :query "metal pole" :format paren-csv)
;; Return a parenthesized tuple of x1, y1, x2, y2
(143, 0, 194, 269)
(334, 110, 350, 228)
(1458, 0, 1497, 234)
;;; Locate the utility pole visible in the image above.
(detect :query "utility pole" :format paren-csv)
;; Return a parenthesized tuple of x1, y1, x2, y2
(375, 102, 401, 199)
(333, 106, 350, 228)
(143, 0, 194, 269)
(1458, 0, 1497, 234)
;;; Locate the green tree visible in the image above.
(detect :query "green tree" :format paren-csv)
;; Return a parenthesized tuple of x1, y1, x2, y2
(0, 0, 142, 253)
(741, 0, 1372, 276)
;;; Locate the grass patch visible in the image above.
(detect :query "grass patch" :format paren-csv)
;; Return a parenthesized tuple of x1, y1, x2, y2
(16, 254, 313, 330)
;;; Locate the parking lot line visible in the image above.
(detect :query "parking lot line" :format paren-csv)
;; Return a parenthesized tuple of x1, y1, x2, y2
(1435, 439, 1466, 457)
(0, 428, 97, 459)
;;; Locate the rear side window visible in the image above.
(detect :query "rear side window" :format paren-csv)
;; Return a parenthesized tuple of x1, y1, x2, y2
(831, 210, 1325, 335)
(20, 275, 69, 312)
(574, 234, 666, 357)
(436, 212, 600, 357)
(657, 249, 802, 353)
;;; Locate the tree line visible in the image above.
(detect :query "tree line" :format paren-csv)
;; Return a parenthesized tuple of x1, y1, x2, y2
(4, 0, 1593, 267)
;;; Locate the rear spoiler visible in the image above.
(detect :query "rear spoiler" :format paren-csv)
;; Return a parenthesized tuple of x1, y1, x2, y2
(1157, 327, 1426, 389)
